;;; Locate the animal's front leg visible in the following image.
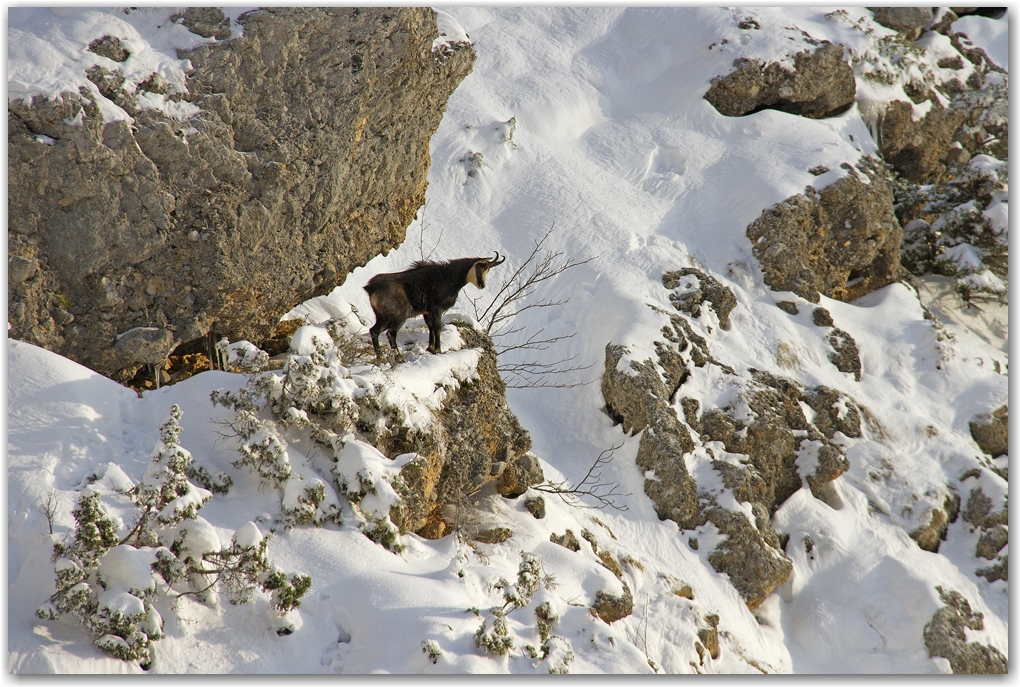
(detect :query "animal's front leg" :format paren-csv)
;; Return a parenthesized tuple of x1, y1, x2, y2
(426, 312, 443, 354)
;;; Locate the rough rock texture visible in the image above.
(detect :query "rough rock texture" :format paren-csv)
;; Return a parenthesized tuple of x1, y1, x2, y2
(874, 98, 968, 183)
(746, 160, 903, 303)
(591, 583, 634, 624)
(663, 268, 738, 330)
(603, 338, 699, 527)
(694, 370, 858, 511)
(704, 43, 855, 119)
(827, 328, 862, 381)
(8, 8, 475, 382)
(909, 493, 960, 553)
(959, 485, 1008, 581)
(871, 15, 1006, 184)
(601, 305, 834, 609)
(868, 7, 933, 36)
(923, 586, 1008, 673)
(387, 325, 539, 538)
(969, 406, 1008, 458)
(975, 525, 1007, 560)
(704, 503, 792, 610)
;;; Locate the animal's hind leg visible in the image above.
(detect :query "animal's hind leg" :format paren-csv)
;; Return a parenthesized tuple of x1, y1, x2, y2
(387, 328, 404, 362)
(370, 322, 384, 361)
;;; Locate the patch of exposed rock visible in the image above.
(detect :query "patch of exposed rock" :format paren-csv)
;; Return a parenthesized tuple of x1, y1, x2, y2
(959, 484, 1008, 582)
(601, 288, 867, 608)
(969, 406, 1007, 458)
(8, 8, 475, 382)
(746, 159, 903, 303)
(692, 370, 859, 511)
(870, 12, 1007, 183)
(923, 586, 1008, 673)
(704, 43, 856, 119)
(385, 325, 540, 539)
(663, 268, 737, 330)
(909, 493, 960, 553)
(868, 7, 933, 39)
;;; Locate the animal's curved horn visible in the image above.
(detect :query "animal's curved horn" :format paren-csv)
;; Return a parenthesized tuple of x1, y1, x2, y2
(489, 252, 506, 267)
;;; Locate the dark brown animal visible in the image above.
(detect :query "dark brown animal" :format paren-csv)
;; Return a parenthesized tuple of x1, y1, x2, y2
(365, 253, 505, 360)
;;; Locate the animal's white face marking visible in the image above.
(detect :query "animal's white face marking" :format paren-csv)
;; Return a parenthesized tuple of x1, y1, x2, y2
(468, 261, 489, 288)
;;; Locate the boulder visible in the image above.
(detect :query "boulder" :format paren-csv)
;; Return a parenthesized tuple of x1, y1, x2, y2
(388, 325, 535, 539)
(868, 7, 933, 36)
(704, 43, 855, 119)
(746, 160, 903, 303)
(114, 327, 175, 365)
(969, 406, 1008, 457)
(924, 586, 1008, 673)
(662, 268, 737, 329)
(8, 8, 475, 382)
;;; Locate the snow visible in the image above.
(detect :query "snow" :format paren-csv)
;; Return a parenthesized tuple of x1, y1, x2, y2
(8, 7, 257, 123)
(8, 6, 1009, 676)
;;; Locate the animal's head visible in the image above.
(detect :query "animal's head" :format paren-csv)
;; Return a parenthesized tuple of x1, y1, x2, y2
(467, 252, 506, 288)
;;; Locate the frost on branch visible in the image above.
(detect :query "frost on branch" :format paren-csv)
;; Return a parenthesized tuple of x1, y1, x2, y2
(36, 405, 312, 666)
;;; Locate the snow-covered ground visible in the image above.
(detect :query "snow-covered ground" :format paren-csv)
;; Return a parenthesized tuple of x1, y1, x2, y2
(8, 7, 1008, 674)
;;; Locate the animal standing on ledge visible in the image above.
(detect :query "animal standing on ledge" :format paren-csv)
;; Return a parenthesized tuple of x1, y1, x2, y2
(365, 253, 506, 361)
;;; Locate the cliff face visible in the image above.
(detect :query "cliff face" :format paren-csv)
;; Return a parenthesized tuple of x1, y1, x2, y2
(8, 8, 474, 382)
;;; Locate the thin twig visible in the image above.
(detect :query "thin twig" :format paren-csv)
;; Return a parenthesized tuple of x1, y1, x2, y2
(532, 443, 629, 510)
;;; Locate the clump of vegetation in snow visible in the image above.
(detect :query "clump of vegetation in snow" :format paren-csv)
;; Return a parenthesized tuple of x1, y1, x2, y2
(36, 405, 312, 667)
(472, 551, 571, 671)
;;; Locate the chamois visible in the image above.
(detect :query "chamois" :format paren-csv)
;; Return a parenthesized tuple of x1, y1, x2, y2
(365, 253, 506, 360)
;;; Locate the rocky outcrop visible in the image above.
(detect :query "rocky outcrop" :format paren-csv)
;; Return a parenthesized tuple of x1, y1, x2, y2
(704, 43, 855, 119)
(8, 8, 475, 382)
(868, 7, 933, 39)
(692, 371, 858, 510)
(601, 277, 876, 608)
(663, 268, 737, 330)
(924, 586, 1008, 673)
(969, 406, 1007, 458)
(388, 325, 541, 539)
(746, 159, 903, 303)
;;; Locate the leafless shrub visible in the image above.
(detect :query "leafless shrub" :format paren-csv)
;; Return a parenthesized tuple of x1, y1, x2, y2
(38, 490, 60, 535)
(533, 443, 629, 511)
(469, 224, 597, 388)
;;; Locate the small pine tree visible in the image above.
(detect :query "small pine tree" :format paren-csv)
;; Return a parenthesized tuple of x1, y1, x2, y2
(37, 405, 312, 666)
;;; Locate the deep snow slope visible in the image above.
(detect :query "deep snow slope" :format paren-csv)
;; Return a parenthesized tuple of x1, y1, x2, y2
(9, 7, 1007, 674)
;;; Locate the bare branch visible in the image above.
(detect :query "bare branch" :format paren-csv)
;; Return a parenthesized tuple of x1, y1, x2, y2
(470, 222, 597, 389)
(532, 443, 629, 509)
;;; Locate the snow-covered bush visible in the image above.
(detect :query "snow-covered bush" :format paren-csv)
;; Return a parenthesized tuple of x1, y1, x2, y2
(473, 552, 570, 670)
(281, 476, 341, 527)
(215, 338, 269, 374)
(37, 406, 312, 666)
(211, 381, 293, 485)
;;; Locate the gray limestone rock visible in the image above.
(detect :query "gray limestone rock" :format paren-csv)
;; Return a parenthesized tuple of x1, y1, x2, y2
(746, 159, 903, 303)
(924, 586, 1008, 673)
(704, 43, 856, 119)
(114, 327, 175, 365)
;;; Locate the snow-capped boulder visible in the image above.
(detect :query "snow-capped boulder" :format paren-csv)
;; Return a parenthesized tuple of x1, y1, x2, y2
(746, 159, 903, 303)
(704, 43, 856, 119)
(8, 8, 475, 382)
